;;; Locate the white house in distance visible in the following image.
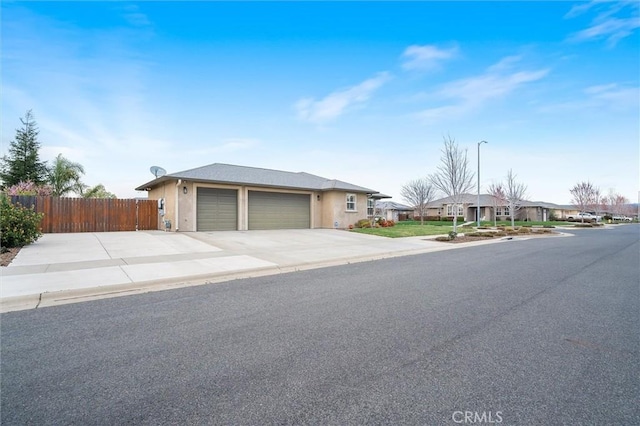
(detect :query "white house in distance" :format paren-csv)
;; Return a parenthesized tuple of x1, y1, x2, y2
(374, 201, 414, 222)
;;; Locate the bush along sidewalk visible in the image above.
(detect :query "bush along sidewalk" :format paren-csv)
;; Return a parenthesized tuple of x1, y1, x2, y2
(1, 194, 44, 251)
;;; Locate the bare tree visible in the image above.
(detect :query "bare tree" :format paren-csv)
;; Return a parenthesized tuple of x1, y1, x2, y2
(589, 186, 602, 222)
(401, 178, 437, 225)
(504, 169, 527, 227)
(487, 182, 506, 227)
(430, 136, 475, 233)
(570, 181, 596, 223)
(606, 191, 630, 219)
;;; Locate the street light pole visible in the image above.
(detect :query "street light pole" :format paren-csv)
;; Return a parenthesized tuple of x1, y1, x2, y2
(477, 140, 488, 227)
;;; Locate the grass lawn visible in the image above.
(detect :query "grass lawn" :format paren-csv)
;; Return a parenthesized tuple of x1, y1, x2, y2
(350, 221, 456, 238)
(350, 220, 576, 238)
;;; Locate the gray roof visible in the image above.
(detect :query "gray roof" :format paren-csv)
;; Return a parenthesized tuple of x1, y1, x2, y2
(375, 201, 414, 211)
(426, 193, 495, 207)
(426, 194, 575, 209)
(135, 163, 378, 194)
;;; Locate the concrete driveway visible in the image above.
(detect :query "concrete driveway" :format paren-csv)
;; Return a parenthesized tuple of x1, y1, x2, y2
(1, 229, 493, 311)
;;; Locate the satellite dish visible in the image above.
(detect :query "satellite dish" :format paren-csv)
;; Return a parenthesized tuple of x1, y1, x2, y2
(150, 166, 167, 178)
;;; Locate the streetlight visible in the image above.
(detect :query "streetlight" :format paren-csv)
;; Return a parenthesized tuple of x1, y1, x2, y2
(477, 140, 488, 227)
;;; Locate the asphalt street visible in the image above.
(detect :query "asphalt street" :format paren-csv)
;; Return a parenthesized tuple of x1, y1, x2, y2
(1, 225, 638, 425)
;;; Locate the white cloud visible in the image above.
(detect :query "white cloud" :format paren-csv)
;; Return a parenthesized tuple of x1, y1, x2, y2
(418, 57, 549, 123)
(295, 72, 391, 124)
(120, 4, 152, 28)
(537, 83, 639, 113)
(565, 0, 640, 46)
(401, 44, 459, 71)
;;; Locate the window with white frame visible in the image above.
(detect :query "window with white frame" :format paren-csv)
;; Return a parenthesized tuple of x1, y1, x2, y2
(446, 204, 463, 216)
(496, 206, 510, 216)
(367, 198, 374, 216)
(346, 193, 356, 211)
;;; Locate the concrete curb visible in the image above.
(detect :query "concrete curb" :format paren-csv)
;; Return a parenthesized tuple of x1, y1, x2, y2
(1, 232, 570, 313)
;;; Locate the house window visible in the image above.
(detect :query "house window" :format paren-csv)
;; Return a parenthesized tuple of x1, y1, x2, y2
(346, 194, 356, 211)
(496, 206, 510, 216)
(446, 204, 463, 216)
(367, 198, 374, 217)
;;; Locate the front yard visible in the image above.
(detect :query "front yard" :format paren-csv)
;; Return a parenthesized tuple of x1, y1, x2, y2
(350, 220, 568, 238)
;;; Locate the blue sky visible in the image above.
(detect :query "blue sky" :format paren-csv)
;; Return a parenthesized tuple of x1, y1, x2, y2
(2, 1, 638, 205)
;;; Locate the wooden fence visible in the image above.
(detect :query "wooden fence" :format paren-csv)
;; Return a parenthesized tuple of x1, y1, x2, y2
(9, 196, 158, 233)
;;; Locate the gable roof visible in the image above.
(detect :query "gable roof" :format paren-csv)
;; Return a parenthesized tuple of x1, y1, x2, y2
(375, 201, 414, 211)
(135, 163, 378, 194)
(426, 193, 495, 207)
(426, 193, 577, 209)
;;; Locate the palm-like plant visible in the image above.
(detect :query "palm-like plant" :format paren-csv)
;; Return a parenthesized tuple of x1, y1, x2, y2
(82, 183, 116, 199)
(47, 154, 85, 196)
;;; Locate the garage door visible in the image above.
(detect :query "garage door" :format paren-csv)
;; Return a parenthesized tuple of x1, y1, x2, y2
(197, 188, 237, 231)
(248, 191, 310, 230)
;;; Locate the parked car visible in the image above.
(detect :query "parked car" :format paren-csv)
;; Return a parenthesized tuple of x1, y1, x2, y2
(612, 215, 632, 222)
(566, 212, 598, 222)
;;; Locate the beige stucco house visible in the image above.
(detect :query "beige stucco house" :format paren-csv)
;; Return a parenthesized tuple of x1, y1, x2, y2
(135, 163, 382, 231)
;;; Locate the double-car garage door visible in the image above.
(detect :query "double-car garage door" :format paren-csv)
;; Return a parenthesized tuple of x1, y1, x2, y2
(196, 188, 310, 231)
(248, 191, 310, 230)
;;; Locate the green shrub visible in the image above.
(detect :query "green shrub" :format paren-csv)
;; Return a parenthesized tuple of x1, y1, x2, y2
(1, 194, 44, 248)
(355, 219, 371, 228)
(448, 231, 457, 240)
(543, 225, 555, 228)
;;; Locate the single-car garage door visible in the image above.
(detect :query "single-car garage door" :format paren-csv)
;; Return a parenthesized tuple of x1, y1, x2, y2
(248, 191, 310, 230)
(197, 188, 238, 231)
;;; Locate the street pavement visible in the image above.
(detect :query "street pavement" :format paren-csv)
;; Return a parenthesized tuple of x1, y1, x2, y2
(1, 225, 637, 425)
(1, 228, 510, 312)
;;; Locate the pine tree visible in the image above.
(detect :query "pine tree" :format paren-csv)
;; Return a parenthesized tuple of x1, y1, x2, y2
(0, 110, 48, 187)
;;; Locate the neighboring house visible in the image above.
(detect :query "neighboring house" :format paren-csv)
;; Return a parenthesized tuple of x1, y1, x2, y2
(375, 201, 414, 222)
(424, 194, 494, 222)
(135, 163, 381, 231)
(422, 193, 581, 222)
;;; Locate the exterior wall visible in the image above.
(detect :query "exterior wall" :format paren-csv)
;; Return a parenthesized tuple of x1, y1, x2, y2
(149, 180, 196, 231)
(148, 182, 176, 231)
(319, 191, 368, 229)
(177, 181, 195, 231)
(147, 180, 370, 231)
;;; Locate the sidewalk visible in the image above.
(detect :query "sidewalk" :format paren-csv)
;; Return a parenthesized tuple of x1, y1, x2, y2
(1, 229, 503, 312)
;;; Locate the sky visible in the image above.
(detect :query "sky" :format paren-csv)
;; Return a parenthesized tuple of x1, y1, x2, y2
(2, 1, 639, 205)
